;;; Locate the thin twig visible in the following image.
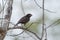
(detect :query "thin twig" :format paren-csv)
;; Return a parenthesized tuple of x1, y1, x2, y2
(8, 23, 33, 36)
(26, 22, 40, 29)
(11, 0, 26, 36)
(21, 0, 25, 15)
(0, 0, 7, 14)
(25, 31, 37, 40)
(7, 21, 41, 40)
(25, 28, 41, 40)
(12, 22, 38, 36)
(34, 0, 56, 13)
(45, 29, 47, 40)
(1, 0, 5, 27)
(15, 23, 34, 36)
(4, 20, 41, 40)
(7, 30, 24, 36)
(41, 0, 45, 40)
(8, 27, 41, 40)
(26, 23, 33, 29)
(8, 22, 40, 36)
(46, 19, 60, 29)
(0, 0, 8, 27)
(44, 25, 47, 40)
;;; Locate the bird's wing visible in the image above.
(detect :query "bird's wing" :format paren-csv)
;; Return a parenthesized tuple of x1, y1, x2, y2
(19, 17, 28, 22)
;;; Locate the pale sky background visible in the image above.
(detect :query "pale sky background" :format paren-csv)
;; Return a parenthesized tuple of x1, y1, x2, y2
(0, 0, 60, 40)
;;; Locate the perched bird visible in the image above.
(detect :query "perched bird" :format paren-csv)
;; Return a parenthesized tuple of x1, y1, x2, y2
(14, 14, 32, 26)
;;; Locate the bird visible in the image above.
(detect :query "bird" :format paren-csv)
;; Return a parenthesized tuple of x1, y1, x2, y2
(14, 14, 32, 26)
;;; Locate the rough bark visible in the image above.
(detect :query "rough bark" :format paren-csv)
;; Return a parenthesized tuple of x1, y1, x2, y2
(0, 0, 13, 40)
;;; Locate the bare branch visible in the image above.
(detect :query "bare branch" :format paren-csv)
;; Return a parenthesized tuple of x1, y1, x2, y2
(26, 23, 33, 29)
(14, 23, 34, 36)
(7, 23, 33, 36)
(1, 0, 5, 27)
(0, 18, 5, 19)
(25, 31, 37, 40)
(41, 0, 45, 40)
(0, 0, 7, 14)
(8, 26, 41, 40)
(34, 0, 56, 13)
(21, 0, 25, 15)
(5, 21, 41, 40)
(7, 30, 24, 36)
(46, 19, 60, 29)
(44, 25, 47, 40)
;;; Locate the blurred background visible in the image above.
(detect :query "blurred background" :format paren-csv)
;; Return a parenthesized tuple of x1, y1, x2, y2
(0, 0, 60, 40)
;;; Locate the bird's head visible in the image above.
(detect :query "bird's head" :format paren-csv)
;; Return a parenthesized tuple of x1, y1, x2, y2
(26, 14, 32, 17)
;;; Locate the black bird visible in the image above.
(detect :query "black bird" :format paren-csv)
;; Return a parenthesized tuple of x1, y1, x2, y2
(14, 14, 32, 26)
